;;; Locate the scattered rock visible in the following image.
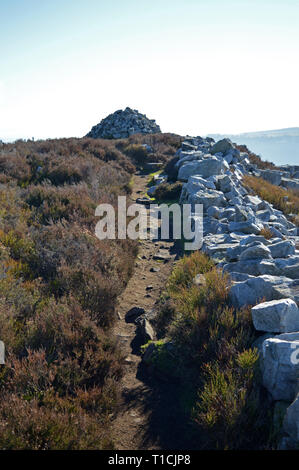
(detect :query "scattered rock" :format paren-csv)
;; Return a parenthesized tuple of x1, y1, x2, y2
(251, 298, 299, 333)
(228, 221, 264, 235)
(239, 243, 272, 260)
(137, 318, 155, 342)
(153, 251, 171, 261)
(193, 274, 206, 286)
(178, 156, 228, 181)
(260, 169, 282, 186)
(229, 275, 295, 309)
(125, 306, 145, 322)
(150, 267, 160, 272)
(262, 332, 299, 401)
(269, 240, 295, 258)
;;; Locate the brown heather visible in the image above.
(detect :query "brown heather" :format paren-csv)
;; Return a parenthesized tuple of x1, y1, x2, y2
(244, 174, 299, 226)
(0, 136, 159, 448)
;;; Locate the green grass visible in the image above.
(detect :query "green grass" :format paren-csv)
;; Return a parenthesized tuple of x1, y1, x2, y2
(154, 251, 276, 450)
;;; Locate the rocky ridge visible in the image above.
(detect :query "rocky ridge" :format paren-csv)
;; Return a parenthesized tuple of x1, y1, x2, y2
(86, 107, 161, 139)
(257, 165, 299, 191)
(149, 136, 299, 448)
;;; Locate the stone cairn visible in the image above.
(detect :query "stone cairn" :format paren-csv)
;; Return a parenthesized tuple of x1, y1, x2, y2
(86, 107, 161, 139)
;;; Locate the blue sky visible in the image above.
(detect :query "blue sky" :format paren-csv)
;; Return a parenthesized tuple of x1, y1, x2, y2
(0, 0, 298, 140)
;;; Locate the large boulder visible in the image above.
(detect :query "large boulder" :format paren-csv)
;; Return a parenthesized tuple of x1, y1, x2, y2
(178, 156, 228, 181)
(269, 240, 295, 258)
(262, 332, 299, 401)
(86, 107, 161, 139)
(282, 264, 299, 280)
(190, 190, 227, 211)
(210, 138, 234, 155)
(228, 220, 264, 235)
(251, 298, 299, 333)
(239, 243, 272, 260)
(229, 275, 297, 309)
(215, 174, 234, 193)
(184, 175, 216, 192)
(260, 169, 282, 186)
(256, 209, 272, 222)
(224, 259, 279, 277)
(239, 234, 271, 246)
(244, 194, 263, 209)
(271, 279, 299, 305)
(176, 151, 204, 168)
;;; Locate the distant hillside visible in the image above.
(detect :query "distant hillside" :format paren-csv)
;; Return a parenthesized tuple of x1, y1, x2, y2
(208, 128, 299, 166)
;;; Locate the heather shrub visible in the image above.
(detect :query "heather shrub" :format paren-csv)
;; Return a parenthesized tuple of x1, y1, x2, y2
(155, 251, 273, 449)
(0, 136, 139, 448)
(244, 175, 299, 225)
(152, 182, 183, 201)
(0, 392, 114, 450)
(167, 251, 215, 293)
(193, 350, 269, 450)
(259, 227, 275, 240)
(28, 223, 137, 325)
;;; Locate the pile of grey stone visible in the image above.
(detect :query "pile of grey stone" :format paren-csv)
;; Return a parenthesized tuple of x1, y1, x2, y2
(86, 107, 161, 139)
(173, 136, 299, 447)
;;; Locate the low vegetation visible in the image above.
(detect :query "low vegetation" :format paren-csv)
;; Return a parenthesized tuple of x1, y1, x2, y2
(235, 144, 276, 170)
(155, 252, 275, 449)
(244, 175, 299, 226)
(120, 133, 182, 168)
(0, 137, 142, 449)
(152, 182, 183, 202)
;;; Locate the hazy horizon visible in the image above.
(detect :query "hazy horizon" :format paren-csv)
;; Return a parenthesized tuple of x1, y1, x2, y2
(2, 125, 299, 144)
(1, 0, 299, 141)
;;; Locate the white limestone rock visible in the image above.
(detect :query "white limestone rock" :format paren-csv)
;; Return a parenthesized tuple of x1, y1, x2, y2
(251, 298, 299, 333)
(262, 333, 299, 401)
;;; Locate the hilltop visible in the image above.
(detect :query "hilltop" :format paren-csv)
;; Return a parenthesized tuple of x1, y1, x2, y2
(86, 107, 161, 139)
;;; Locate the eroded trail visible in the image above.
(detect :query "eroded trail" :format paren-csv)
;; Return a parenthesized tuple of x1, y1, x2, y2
(111, 173, 186, 450)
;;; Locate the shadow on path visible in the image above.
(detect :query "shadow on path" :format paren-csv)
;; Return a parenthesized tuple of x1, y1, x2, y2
(123, 360, 202, 450)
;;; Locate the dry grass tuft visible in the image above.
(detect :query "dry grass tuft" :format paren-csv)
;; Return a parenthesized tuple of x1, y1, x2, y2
(244, 175, 299, 226)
